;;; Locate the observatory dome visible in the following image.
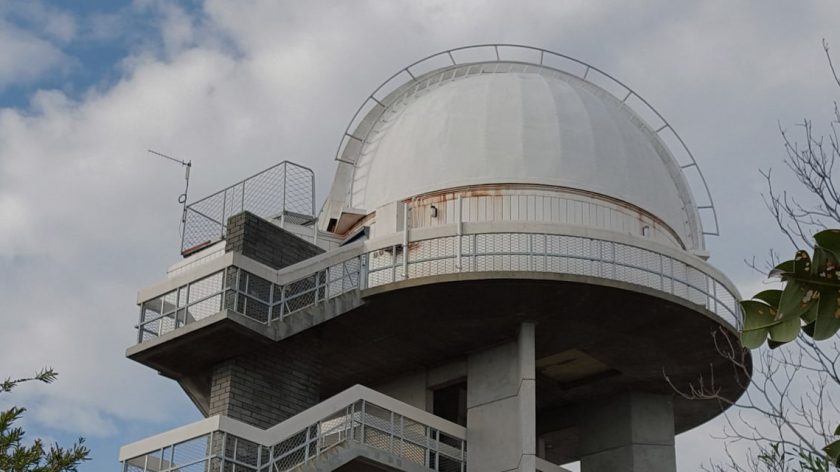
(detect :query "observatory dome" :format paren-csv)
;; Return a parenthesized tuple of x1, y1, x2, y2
(336, 63, 703, 250)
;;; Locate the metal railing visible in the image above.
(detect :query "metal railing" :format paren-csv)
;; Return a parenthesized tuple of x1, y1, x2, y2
(181, 161, 315, 254)
(121, 386, 466, 472)
(137, 228, 741, 343)
(137, 256, 363, 343)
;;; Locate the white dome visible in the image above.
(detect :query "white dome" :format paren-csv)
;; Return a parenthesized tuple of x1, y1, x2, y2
(326, 61, 704, 249)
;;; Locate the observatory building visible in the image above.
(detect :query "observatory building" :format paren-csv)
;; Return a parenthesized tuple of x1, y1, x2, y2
(120, 45, 747, 472)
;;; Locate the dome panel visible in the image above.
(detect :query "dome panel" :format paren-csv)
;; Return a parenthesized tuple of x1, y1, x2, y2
(333, 62, 703, 250)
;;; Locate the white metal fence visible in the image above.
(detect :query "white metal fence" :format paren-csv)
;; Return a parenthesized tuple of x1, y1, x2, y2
(121, 387, 466, 472)
(181, 161, 315, 254)
(137, 230, 740, 343)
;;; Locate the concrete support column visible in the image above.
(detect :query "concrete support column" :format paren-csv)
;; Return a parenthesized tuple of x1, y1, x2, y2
(579, 393, 676, 472)
(208, 341, 321, 429)
(466, 322, 536, 472)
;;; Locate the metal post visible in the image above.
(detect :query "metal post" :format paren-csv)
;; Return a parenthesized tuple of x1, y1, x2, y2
(659, 254, 664, 291)
(185, 282, 192, 323)
(528, 233, 534, 271)
(425, 426, 431, 467)
(242, 272, 249, 316)
(434, 430, 440, 470)
(268, 282, 275, 322)
(281, 164, 287, 229)
(388, 411, 395, 453)
(279, 284, 286, 319)
(399, 415, 405, 457)
(324, 269, 330, 305)
(346, 403, 355, 441)
(456, 196, 463, 271)
(670, 258, 676, 295)
(392, 244, 397, 283)
(180, 210, 187, 253)
(220, 431, 228, 470)
(304, 424, 311, 464)
(403, 202, 409, 279)
(137, 305, 144, 343)
(256, 436, 262, 469)
(360, 401, 367, 446)
(472, 233, 478, 270)
(311, 171, 316, 218)
(221, 190, 227, 238)
(543, 234, 548, 271)
(712, 280, 718, 314)
(360, 254, 369, 290)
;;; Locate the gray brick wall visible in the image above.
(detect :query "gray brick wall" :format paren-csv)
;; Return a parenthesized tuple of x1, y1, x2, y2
(225, 211, 324, 269)
(208, 339, 321, 429)
(207, 212, 325, 428)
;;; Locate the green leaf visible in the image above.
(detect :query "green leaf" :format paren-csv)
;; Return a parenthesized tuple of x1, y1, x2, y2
(741, 327, 770, 349)
(813, 289, 840, 340)
(769, 259, 795, 279)
(740, 301, 776, 349)
(753, 289, 783, 307)
(778, 279, 817, 320)
(815, 229, 840, 254)
(834, 423, 840, 435)
(802, 301, 819, 323)
(794, 250, 812, 275)
(768, 316, 800, 344)
(824, 438, 840, 466)
(812, 246, 840, 281)
(741, 300, 780, 330)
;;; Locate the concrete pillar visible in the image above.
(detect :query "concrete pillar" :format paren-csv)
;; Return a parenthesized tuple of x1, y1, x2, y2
(208, 341, 321, 429)
(579, 393, 676, 472)
(466, 322, 536, 472)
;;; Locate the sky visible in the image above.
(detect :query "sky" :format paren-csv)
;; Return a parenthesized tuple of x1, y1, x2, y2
(0, 1, 839, 470)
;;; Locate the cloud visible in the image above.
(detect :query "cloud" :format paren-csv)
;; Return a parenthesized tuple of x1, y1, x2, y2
(0, 21, 70, 90)
(1, 1, 839, 469)
(0, 0, 77, 42)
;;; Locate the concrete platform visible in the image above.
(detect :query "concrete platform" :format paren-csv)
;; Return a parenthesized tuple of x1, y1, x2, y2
(128, 271, 749, 462)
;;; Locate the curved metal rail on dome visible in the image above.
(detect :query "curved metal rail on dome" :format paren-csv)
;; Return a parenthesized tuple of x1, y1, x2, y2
(334, 44, 720, 237)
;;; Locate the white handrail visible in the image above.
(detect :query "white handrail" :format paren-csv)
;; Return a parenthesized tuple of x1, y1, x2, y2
(119, 384, 466, 462)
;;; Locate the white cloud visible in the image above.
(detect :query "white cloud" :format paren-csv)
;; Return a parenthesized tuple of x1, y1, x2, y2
(1, 0, 839, 468)
(0, 193, 30, 254)
(0, 21, 70, 90)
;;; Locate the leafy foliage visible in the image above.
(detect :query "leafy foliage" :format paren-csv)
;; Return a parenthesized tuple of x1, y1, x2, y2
(741, 230, 840, 350)
(0, 368, 90, 472)
(740, 230, 840, 466)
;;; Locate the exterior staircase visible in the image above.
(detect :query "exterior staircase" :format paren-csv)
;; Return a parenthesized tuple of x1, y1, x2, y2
(120, 385, 466, 472)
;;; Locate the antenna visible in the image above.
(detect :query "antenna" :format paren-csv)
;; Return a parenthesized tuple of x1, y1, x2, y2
(147, 149, 192, 239)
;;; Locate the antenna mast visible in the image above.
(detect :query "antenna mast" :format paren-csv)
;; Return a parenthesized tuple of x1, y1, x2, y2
(147, 149, 192, 239)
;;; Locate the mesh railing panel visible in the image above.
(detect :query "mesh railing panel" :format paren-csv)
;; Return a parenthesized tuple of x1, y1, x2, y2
(122, 400, 465, 472)
(138, 230, 740, 343)
(123, 433, 214, 472)
(181, 161, 315, 254)
(137, 257, 365, 342)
